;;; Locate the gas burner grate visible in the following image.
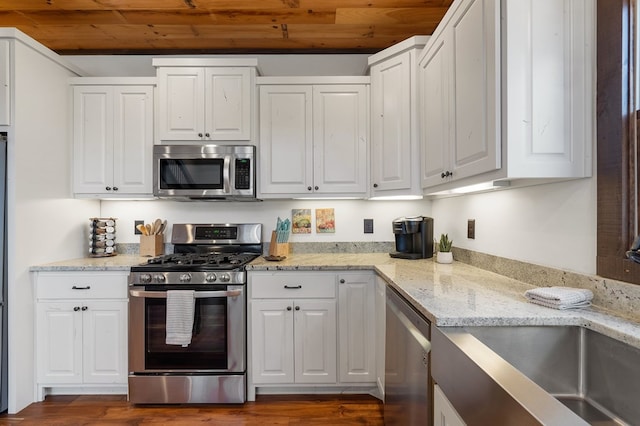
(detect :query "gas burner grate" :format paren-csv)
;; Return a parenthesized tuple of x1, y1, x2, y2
(145, 252, 258, 269)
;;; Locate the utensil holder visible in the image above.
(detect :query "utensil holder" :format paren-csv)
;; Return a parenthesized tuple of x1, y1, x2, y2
(269, 231, 289, 257)
(140, 234, 164, 257)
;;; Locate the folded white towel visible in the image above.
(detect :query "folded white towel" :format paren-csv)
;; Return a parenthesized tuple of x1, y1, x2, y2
(165, 290, 195, 346)
(524, 286, 593, 310)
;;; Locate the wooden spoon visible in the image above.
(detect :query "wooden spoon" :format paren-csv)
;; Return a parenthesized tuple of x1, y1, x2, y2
(145, 224, 152, 236)
(136, 224, 147, 236)
(153, 218, 162, 235)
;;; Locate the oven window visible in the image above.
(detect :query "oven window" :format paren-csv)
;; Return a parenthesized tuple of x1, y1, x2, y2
(159, 159, 224, 190)
(145, 296, 228, 370)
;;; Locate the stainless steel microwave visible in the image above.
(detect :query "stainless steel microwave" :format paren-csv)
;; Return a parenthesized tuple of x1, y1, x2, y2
(153, 144, 256, 200)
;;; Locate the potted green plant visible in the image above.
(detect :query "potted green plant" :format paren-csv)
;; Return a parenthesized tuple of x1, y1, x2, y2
(437, 233, 453, 264)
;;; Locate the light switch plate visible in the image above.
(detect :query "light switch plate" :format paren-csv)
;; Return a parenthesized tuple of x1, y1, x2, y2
(364, 219, 374, 234)
(134, 220, 144, 235)
(467, 219, 475, 239)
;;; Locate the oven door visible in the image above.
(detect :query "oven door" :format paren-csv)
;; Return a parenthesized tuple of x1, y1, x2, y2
(128, 284, 245, 374)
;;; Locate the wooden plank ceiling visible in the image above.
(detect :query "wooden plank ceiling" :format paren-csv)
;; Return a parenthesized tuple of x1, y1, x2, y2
(0, 0, 453, 54)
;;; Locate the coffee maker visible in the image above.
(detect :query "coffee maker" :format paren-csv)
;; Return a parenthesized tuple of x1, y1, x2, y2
(389, 216, 434, 259)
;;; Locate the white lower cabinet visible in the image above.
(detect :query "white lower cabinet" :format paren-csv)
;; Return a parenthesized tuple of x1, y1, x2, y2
(434, 384, 467, 426)
(338, 273, 376, 384)
(248, 271, 377, 400)
(34, 271, 128, 400)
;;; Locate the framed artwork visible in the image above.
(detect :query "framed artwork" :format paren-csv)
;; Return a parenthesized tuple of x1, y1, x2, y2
(292, 209, 312, 234)
(316, 208, 335, 233)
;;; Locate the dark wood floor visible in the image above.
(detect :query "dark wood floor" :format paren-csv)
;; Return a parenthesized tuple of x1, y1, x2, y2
(0, 394, 384, 425)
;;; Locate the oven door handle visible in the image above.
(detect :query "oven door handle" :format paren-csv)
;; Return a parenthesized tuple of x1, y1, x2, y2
(129, 289, 242, 299)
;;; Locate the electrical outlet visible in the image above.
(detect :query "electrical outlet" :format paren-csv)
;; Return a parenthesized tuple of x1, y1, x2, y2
(134, 220, 144, 235)
(364, 219, 374, 234)
(467, 219, 475, 239)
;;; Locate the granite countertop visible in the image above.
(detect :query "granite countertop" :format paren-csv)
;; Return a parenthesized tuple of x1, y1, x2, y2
(32, 252, 640, 349)
(30, 255, 148, 272)
(249, 253, 640, 349)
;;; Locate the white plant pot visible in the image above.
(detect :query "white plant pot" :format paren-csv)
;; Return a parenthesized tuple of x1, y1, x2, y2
(437, 251, 453, 264)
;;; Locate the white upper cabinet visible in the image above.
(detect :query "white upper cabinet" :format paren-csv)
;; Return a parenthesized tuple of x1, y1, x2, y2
(419, 0, 594, 193)
(0, 39, 9, 126)
(71, 78, 155, 198)
(369, 36, 429, 199)
(419, 0, 500, 190)
(258, 77, 369, 198)
(154, 59, 256, 143)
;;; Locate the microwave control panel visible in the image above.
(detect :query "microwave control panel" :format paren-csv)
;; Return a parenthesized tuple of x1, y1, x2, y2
(235, 159, 251, 190)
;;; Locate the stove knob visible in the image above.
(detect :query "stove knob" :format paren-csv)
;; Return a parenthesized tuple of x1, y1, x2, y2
(140, 274, 152, 284)
(153, 274, 166, 283)
(219, 273, 231, 283)
(179, 273, 192, 283)
(205, 273, 217, 283)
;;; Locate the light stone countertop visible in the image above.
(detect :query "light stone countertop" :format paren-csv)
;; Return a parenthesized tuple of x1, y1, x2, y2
(31, 252, 640, 349)
(29, 255, 148, 272)
(248, 253, 640, 349)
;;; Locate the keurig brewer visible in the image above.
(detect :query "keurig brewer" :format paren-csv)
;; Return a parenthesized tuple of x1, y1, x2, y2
(390, 216, 434, 259)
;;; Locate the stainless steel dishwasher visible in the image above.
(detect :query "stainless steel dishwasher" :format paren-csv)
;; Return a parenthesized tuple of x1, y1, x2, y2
(384, 286, 432, 425)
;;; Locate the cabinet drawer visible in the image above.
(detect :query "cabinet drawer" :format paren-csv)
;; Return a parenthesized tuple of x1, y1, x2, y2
(251, 273, 336, 299)
(36, 272, 128, 300)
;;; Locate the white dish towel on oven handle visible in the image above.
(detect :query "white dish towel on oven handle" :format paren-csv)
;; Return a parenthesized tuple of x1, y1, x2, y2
(165, 290, 195, 346)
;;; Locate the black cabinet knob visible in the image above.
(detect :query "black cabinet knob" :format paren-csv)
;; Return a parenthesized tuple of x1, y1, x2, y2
(295, 306, 300, 311)
(441, 171, 453, 179)
(105, 186, 112, 191)
(205, 133, 210, 137)
(287, 306, 292, 311)
(307, 186, 312, 191)
(314, 186, 319, 191)
(113, 187, 118, 191)
(81, 306, 88, 311)
(73, 306, 80, 311)
(339, 279, 345, 283)
(198, 133, 203, 138)
(373, 183, 378, 188)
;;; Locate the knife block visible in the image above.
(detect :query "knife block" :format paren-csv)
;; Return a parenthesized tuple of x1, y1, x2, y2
(269, 231, 289, 257)
(140, 235, 164, 257)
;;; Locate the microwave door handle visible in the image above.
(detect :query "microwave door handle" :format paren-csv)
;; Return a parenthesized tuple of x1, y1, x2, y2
(129, 289, 242, 299)
(224, 155, 231, 193)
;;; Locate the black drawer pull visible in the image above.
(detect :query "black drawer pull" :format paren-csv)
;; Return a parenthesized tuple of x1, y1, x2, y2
(72, 286, 91, 290)
(284, 285, 302, 289)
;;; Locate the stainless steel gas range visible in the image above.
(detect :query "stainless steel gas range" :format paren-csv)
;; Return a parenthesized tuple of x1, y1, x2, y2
(127, 223, 262, 404)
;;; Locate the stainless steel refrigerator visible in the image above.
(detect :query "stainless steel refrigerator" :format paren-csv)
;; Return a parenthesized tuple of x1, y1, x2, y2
(0, 133, 7, 412)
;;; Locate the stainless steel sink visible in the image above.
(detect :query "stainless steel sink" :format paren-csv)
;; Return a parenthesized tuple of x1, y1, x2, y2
(432, 326, 640, 426)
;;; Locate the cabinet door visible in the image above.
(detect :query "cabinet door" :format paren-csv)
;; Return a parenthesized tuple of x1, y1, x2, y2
(36, 303, 83, 384)
(157, 67, 205, 141)
(0, 39, 9, 126)
(420, 35, 452, 189)
(259, 85, 313, 196)
(112, 86, 153, 194)
(250, 299, 295, 384)
(434, 384, 467, 426)
(294, 299, 337, 384)
(338, 274, 376, 383)
(370, 52, 412, 192)
(205, 67, 251, 140)
(73, 86, 114, 194)
(450, 0, 500, 180)
(82, 301, 128, 384)
(312, 85, 368, 195)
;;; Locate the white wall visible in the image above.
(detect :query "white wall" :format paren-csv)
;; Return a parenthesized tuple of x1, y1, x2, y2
(430, 177, 597, 275)
(8, 38, 99, 413)
(100, 199, 431, 244)
(64, 54, 371, 77)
